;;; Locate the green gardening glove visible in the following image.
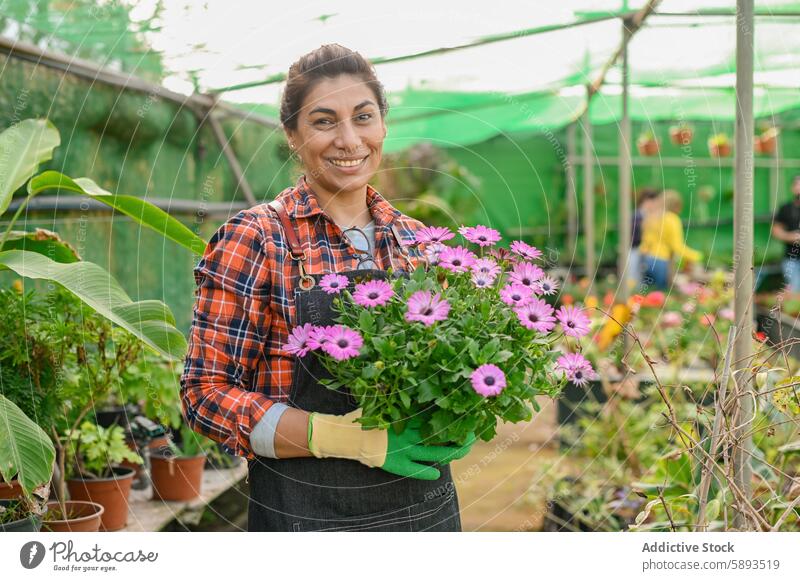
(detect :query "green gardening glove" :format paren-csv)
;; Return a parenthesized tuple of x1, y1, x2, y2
(308, 409, 476, 480)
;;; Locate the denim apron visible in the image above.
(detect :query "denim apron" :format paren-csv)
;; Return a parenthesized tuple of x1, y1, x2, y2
(246, 200, 461, 532)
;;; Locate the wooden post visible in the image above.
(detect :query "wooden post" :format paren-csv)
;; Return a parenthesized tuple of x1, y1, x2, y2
(207, 95, 258, 206)
(618, 18, 633, 304)
(582, 94, 596, 281)
(566, 122, 578, 255)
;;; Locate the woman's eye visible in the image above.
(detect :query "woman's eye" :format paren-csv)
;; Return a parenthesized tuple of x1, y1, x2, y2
(356, 113, 373, 122)
(314, 118, 334, 126)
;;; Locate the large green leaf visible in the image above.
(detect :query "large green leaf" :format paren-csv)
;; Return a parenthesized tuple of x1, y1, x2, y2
(0, 119, 61, 215)
(28, 171, 207, 256)
(2, 229, 80, 263)
(0, 395, 55, 498)
(0, 249, 187, 360)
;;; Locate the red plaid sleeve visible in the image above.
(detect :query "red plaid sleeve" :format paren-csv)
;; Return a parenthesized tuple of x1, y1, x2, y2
(180, 210, 275, 460)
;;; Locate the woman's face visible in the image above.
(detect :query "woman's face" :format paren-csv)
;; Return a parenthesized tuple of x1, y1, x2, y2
(285, 74, 386, 196)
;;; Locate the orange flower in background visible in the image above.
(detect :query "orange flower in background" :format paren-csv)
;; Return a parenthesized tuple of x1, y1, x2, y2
(644, 291, 665, 308)
(629, 294, 645, 306)
(562, 293, 574, 306)
(585, 295, 599, 309)
(578, 278, 590, 290)
(603, 290, 615, 307)
(700, 313, 716, 327)
(755, 331, 767, 343)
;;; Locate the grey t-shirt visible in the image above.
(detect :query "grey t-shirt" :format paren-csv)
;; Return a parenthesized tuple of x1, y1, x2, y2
(341, 220, 377, 269)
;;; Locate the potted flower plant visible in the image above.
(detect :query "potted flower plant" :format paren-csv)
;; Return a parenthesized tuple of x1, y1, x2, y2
(708, 133, 732, 157)
(65, 421, 142, 531)
(636, 131, 660, 156)
(669, 123, 693, 146)
(149, 425, 212, 501)
(755, 127, 779, 155)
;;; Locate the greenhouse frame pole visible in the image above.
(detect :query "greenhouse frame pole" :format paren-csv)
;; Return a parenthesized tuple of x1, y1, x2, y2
(566, 122, 578, 255)
(733, 0, 754, 530)
(582, 90, 596, 280)
(618, 18, 633, 304)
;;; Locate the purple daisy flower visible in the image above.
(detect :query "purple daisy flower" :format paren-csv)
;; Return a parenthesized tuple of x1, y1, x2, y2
(306, 326, 332, 351)
(514, 298, 556, 334)
(533, 276, 559, 296)
(556, 305, 592, 338)
(423, 242, 447, 266)
(353, 279, 395, 307)
(510, 240, 543, 261)
(438, 246, 477, 273)
(470, 364, 507, 397)
(405, 290, 450, 326)
(499, 284, 534, 307)
(415, 226, 455, 244)
(320, 325, 364, 361)
(282, 323, 315, 357)
(555, 353, 597, 387)
(319, 273, 349, 295)
(508, 262, 545, 288)
(471, 258, 501, 279)
(471, 272, 495, 288)
(459, 225, 502, 247)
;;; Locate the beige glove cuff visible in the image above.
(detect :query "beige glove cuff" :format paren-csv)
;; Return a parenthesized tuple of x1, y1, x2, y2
(308, 408, 387, 468)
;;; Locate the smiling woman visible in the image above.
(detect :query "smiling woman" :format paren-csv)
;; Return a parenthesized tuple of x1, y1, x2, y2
(180, 44, 472, 532)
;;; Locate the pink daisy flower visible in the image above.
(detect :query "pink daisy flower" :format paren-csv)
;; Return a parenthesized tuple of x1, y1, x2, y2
(353, 279, 395, 307)
(556, 305, 592, 338)
(508, 262, 545, 288)
(555, 353, 597, 387)
(282, 323, 315, 357)
(471, 272, 495, 288)
(459, 225, 502, 247)
(470, 364, 507, 397)
(405, 291, 450, 326)
(423, 242, 447, 266)
(500, 284, 534, 307)
(438, 246, 477, 273)
(514, 298, 556, 334)
(415, 226, 455, 245)
(320, 325, 363, 361)
(510, 240, 543, 261)
(319, 273, 349, 294)
(533, 276, 559, 296)
(662, 311, 683, 328)
(307, 326, 332, 351)
(471, 258, 501, 279)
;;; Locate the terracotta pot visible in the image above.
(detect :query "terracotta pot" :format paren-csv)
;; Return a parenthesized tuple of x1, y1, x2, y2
(709, 142, 731, 157)
(148, 435, 172, 455)
(669, 126, 693, 145)
(41, 500, 104, 532)
(757, 133, 777, 155)
(67, 466, 135, 531)
(637, 138, 659, 156)
(149, 453, 206, 501)
(0, 480, 23, 500)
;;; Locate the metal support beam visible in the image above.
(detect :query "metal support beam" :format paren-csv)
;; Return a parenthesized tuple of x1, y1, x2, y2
(582, 94, 596, 280)
(206, 96, 258, 206)
(618, 18, 633, 303)
(566, 123, 578, 255)
(733, 0, 754, 530)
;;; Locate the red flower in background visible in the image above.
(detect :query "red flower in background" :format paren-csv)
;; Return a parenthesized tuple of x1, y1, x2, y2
(644, 291, 666, 308)
(755, 331, 767, 343)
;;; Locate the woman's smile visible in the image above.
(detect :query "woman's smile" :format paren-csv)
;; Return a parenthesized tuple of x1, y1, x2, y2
(327, 154, 369, 172)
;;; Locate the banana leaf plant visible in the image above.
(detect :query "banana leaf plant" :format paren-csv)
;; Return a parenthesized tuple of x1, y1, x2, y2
(0, 118, 208, 510)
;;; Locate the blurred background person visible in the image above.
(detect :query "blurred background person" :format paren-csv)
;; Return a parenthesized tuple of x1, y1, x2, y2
(628, 188, 659, 289)
(638, 189, 703, 290)
(772, 174, 800, 292)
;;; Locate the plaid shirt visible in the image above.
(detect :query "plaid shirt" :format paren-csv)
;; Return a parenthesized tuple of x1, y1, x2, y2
(180, 175, 425, 460)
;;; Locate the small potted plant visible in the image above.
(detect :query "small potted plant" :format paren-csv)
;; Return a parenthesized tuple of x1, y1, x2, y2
(669, 123, 693, 146)
(708, 133, 731, 157)
(636, 131, 660, 156)
(0, 395, 56, 532)
(65, 422, 142, 531)
(149, 425, 212, 501)
(755, 126, 779, 155)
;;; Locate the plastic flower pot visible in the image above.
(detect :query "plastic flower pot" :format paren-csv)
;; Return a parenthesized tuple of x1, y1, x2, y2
(66, 466, 135, 531)
(149, 453, 206, 501)
(0, 480, 23, 500)
(669, 125, 693, 146)
(148, 434, 172, 455)
(637, 137, 660, 157)
(41, 500, 104, 532)
(0, 499, 42, 532)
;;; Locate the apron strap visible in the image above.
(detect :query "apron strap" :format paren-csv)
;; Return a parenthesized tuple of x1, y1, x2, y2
(268, 200, 315, 290)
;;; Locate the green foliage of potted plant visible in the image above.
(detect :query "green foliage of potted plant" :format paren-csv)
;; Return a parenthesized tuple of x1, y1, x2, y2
(0, 395, 55, 532)
(149, 425, 214, 501)
(65, 422, 142, 531)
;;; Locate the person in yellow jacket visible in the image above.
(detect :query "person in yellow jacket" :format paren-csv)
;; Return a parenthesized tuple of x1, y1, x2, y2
(638, 189, 703, 290)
